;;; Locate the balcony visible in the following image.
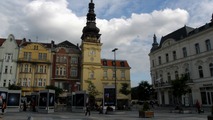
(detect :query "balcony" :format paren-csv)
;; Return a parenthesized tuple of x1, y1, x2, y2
(17, 58, 51, 64)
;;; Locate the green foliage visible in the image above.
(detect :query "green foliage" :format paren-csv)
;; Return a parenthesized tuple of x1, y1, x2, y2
(171, 75, 190, 98)
(45, 85, 63, 98)
(8, 84, 21, 90)
(136, 81, 154, 101)
(141, 101, 150, 111)
(119, 83, 131, 96)
(86, 81, 100, 97)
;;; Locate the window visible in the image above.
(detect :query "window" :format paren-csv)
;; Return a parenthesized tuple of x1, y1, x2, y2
(4, 66, 8, 73)
(44, 66, 47, 73)
(121, 71, 125, 78)
(39, 65, 43, 73)
(3, 80, 6, 87)
(173, 51, 176, 60)
(5, 53, 13, 62)
(120, 61, 125, 67)
(63, 67, 66, 75)
(28, 79, 31, 87)
(103, 70, 107, 78)
(56, 67, 59, 75)
(24, 64, 28, 72)
(152, 60, 155, 67)
(38, 79, 42, 86)
(71, 56, 78, 64)
(182, 47, 187, 57)
(38, 53, 42, 60)
(158, 56, 161, 65)
(206, 39, 211, 51)
(43, 53, 47, 60)
(185, 68, 190, 79)
(10, 66, 12, 74)
(198, 66, 204, 78)
(63, 56, 67, 63)
(56, 56, 60, 62)
(113, 70, 116, 78)
(22, 78, 27, 86)
(159, 74, 163, 83)
(175, 71, 179, 80)
(165, 53, 169, 62)
(195, 43, 200, 54)
(167, 72, 171, 82)
(29, 65, 31, 73)
(90, 71, 94, 79)
(24, 52, 31, 60)
(103, 61, 107, 66)
(71, 67, 77, 77)
(60, 67, 63, 75)
(43, 79, 46, 86)
(209, 63, 213, 77)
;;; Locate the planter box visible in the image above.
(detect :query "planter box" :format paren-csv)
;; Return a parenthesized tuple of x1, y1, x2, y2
(139, 111, 154, 118)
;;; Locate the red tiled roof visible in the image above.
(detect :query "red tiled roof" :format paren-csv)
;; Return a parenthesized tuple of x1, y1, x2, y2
(101, 59, 130, 68)
(0, 38, 6, 46)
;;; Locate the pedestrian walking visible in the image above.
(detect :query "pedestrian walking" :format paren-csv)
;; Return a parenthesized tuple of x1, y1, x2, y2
(23, 101, 27, 111)
(1, 101, 6, 115)
(85, 103, 91, 116)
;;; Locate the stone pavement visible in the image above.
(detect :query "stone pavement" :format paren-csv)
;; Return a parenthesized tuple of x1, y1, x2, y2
(0, 106, 211, 120)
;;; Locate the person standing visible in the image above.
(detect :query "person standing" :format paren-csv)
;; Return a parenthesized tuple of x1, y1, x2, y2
(2, 101, 6, 115)
(85, 103, 91, 116)
(23, 101, 27, 111)
(196, 100, 201, 113)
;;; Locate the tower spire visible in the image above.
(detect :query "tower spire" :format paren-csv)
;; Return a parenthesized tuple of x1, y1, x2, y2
(151, 34, 159, 52)
(81, 0, 101, 42)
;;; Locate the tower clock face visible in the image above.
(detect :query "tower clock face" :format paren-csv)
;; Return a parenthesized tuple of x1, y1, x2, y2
(90, 50, 95, 55)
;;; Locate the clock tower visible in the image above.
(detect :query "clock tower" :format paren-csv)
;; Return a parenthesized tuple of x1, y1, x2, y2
(80, 0, 102, 91)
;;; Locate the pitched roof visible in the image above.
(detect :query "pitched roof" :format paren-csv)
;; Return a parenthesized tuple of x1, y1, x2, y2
(0, 38, 23, 46)
(101, 59, 130, 68)
(0, 38, 5, 46)
(159, 25, 194, 46)
(57, 40, 79, 49)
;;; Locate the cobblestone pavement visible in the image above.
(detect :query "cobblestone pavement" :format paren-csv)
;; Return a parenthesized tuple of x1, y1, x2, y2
(0, 106, 211, 120)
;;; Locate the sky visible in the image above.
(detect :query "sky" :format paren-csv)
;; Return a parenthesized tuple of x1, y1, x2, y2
(0, 0, 213, 87)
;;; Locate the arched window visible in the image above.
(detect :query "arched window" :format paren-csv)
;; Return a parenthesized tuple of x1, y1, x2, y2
(167, 72, 171, 82)
(198, 66, 203, 78)
(185, 68, 190, 79)
(209, 63, 213, 77)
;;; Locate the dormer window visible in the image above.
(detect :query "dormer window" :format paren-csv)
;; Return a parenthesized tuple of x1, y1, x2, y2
(103, 60, 107, 66)
(120, 61, 125, 67)
(112, 61, 116, 66)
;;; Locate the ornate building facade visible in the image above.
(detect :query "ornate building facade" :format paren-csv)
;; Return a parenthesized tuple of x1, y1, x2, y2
(17, 41, 53, 96)
(149, 15, 213, 106)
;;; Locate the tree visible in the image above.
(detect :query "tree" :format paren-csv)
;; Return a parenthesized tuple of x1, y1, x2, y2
(119, 83, 131, 96)
(171, 74, 190, 105)
(8, 84, 21, 90)
(86, 81, 100, 107)
(45, 85, 63, 99)
(137, 81, 154, 101)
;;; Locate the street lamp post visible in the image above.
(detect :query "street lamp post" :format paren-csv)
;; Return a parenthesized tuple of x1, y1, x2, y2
(112, 48, 118, 110)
